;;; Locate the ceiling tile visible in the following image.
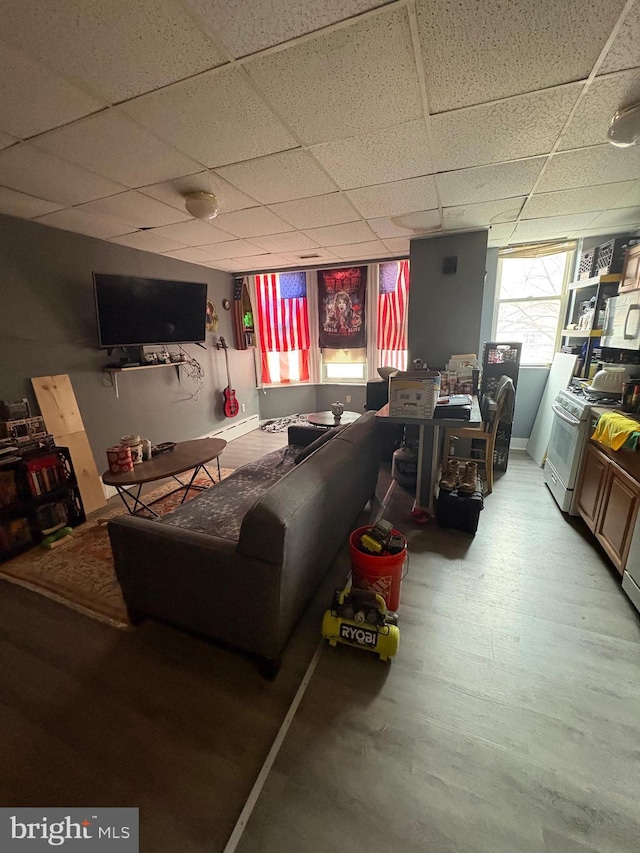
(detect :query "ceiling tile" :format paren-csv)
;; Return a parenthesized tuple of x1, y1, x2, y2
(513, 212, 597, 240)
(309, 120, 432, 190)
(574, 226, 636, 239)
(346, 176, 438, 219)
(149, 219, 235, 245)
(537, 145, 640, 192)
(77, 191, 189, 228)
(599, 4, 640, 74)
(0, 143, 126, 206)
(0, 0, 225, 102)
(432, 84, 581, 171)
(416, 0, 626, 112)
(443, 198, 526, 230)
(368, 210, 441, 238)
(196, 240, 268, 259)
(279, 247, 340, 264)
(185, 0, 391, 57)
(437, 158, 546, 206)
(589, 206, 640, 228)
(486, 223, 515, 246)
(109, 231, 188, 253)
(34, 111, 202, 188)
(269, 193, 359, 229)
(139, 171, 257, 215)
(522, 180, 640, 219)
(245, 8, 422, 145)
(381, 237, 411, 255)
(161, 247, 222, 264)
(34, 208, 133, 239)
(121, 68, 297, 168)
(248, 232, 320, 253)
(216, 149, 337, 204)
(0, 186, 62, 219)
(0, 43, 104, 139)
(0, 131, 19, 150)
(560, 69, 640, 151)
(327, 240, 389, 259)
(302, 221, 376, 246)
(207, 259, 248, 272)
(213, 206, 293, 237)
(233, 253, 290, 271)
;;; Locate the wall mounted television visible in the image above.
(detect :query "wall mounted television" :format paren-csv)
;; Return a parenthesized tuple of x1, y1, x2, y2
(93, 273, 207, 348)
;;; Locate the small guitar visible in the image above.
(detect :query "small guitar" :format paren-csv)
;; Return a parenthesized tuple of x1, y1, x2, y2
(218, 337, 239, 418)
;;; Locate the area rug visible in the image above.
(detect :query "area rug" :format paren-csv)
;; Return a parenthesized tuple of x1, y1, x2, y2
(0, 465, 233, 630)
(260, 413, 310, 433)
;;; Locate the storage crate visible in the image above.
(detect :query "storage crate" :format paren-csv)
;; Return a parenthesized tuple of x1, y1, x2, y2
(595, 238, 628, 275)
(578, 247, 598, 280)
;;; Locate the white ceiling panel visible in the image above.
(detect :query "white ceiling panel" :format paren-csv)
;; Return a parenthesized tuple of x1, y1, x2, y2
(216, 150, 338, 204)
(416, 0, 626, 112)
(574, 226, 636, 239)
(0, 44, 105, 139)
(0, 186, 62, 220)
(77, 191, 189, 229)
(309, 120, 432, 190)
(161, 246, 223, 264)
(195, 240, 267, 259)
(443, 198, 526, 230)
(537, 145, 640, 193)
(522, 181, 640, 219)
(269, 193, 360, 229)
(185, 0, 391, 57)
(109, 231, 188, 253)
(486, 223, 515, 246)
(139, 171, 257, 215)
(381, 237, 411, 255)
(0, 132, 18, 150)
(589, 206, 640, 228)
(0, 0, 225, 103)
(121, 69, 297, 168)
(234, 253, 290, 271)
(599, 3, 640, 74)
(148, 219, 235, 245)
(245, 8, 422, 145)
(213, 206, 293, 237)
(512, 212, 597, 240)
(34, 208, 133, 239)
(328, 240, 389, 259)
(437, 158, 546, 206)
(207, 259, 248, 272)
(34, 111, 202, 188)
(0, 144, 126, 206)
(368, 210, 441, 238)
(248, 232, 320, 253)
(431, 85, 581, 171)
(279, 247, 340, 264)
(302, 221, 376, 246)
(346, 176, 438, 219)
(560, 69, 640, 151)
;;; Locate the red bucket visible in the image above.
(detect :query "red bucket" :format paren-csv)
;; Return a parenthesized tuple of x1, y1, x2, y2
(349, 526, 407, 611)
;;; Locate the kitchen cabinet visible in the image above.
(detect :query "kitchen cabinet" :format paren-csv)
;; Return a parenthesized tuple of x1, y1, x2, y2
(576, 440, 640, 575)
(619, 244, 640, 294)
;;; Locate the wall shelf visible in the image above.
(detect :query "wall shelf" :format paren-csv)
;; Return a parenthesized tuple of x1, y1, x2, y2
(104, 362, 182, 398)
(568, 273, 622, 291)
(561, 273, 622, 378)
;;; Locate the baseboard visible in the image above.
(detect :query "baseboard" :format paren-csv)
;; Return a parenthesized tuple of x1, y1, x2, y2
(510, 437, 528, 451)
(205, 414, 260, 443)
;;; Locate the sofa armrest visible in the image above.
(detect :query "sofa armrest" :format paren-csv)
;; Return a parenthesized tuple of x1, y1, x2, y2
(287, 424, 327, 447)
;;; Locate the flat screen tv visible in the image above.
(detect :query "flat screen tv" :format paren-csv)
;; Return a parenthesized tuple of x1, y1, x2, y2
(93, 273, 207, 348)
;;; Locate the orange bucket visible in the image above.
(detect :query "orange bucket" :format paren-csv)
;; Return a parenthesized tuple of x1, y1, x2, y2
(349, 526, 407, 611)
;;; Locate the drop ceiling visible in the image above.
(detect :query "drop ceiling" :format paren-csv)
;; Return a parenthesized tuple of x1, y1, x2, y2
(0, 0, 638, 274)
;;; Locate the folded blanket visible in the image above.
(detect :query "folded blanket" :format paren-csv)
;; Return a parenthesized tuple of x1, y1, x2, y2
(592, 412, 640, 451)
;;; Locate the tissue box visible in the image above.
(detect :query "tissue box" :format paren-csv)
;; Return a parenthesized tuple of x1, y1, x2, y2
(388, 371, 441, 419)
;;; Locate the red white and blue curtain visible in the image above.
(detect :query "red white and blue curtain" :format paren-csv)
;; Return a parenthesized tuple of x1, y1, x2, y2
(255, 272, 310, 384)
(377, 259, 409, 371)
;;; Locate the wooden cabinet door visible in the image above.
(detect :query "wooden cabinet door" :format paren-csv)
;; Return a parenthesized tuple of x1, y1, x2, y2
(619, 245, 640, 293)
(596, 463, 640, 574)
(576, 442, 609, 532)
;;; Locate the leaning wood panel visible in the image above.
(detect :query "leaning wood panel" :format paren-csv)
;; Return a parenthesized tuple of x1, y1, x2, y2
(55, 431, 106, 514)
(31, 374, 85, 436)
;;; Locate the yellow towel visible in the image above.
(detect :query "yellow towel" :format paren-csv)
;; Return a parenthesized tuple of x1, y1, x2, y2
(591, 412, 640, 451)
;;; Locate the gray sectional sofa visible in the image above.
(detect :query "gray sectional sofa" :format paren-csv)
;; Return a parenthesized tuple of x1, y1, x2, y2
(108, 411, 382, 673)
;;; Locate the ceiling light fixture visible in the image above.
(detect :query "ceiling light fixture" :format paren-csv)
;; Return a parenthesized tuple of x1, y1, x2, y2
(184, 191, 219, 221)
(607, 103, 640, 148)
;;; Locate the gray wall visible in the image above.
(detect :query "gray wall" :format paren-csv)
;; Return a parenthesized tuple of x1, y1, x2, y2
(408, 231, 488, 369)
(479, 248, 499, 352)
(259, 383, 366, 420)
(0, 214, 259, 465)
(316, 384, 366, 413)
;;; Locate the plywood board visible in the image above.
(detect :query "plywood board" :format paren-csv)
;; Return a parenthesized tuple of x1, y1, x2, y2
(55, 431, 106, 514)
(31, 374, 85, 435)
(526, 353, 578, 467)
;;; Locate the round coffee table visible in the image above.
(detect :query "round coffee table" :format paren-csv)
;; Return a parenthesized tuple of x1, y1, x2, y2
(306, 411, 361, 428)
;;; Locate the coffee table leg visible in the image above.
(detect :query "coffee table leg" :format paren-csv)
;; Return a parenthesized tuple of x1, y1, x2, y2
(115, 484, 161, 518)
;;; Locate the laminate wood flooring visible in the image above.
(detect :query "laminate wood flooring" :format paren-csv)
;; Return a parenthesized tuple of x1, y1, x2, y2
(235, 452, 640, 853)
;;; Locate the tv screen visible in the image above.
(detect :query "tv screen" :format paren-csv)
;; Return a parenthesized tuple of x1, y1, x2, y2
(93, 273, 207, 348)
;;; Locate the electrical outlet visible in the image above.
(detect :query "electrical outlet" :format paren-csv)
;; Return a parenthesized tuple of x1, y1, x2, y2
(346, 395, 351, 403)
(241, 403, 246, 413)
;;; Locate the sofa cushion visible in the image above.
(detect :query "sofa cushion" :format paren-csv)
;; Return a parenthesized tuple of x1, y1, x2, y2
(294, 425, 344, 464)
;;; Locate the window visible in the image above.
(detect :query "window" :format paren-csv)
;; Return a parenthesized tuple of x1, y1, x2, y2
(255, 272, 311, 385)
(494, 243, 575, 365)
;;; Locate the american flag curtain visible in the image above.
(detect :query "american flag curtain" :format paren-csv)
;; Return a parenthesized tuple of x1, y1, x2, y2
(255, 272, 310, 384)
(377, 260, 410, 371)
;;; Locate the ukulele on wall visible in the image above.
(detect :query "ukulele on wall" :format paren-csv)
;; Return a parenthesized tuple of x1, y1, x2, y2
(218, 337, 240, 418)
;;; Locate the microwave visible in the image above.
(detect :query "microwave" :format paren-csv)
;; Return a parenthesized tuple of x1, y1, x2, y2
(601, 294, 640, 349)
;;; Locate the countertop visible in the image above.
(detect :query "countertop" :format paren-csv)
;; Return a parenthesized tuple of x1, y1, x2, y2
(589, 407, 640, 481)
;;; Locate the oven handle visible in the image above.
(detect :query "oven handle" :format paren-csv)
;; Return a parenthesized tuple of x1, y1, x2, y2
(551, 402, 581, 427)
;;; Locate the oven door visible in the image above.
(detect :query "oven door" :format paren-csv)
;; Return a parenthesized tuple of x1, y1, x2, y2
(545, 403, 587, 489)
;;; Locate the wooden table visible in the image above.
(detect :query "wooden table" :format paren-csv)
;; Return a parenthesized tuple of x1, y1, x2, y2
(376, 399, 482, 515)
(102, 437, 227, 517)
(306, 411, 361, 428)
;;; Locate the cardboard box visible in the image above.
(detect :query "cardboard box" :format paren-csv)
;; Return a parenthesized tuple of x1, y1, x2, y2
(388, 371, 441, 419)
